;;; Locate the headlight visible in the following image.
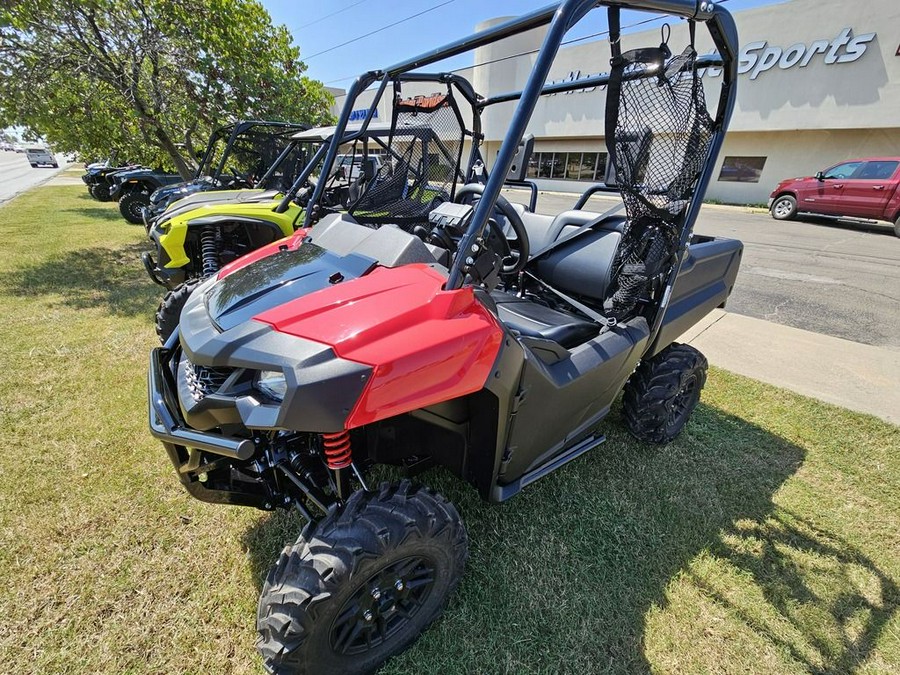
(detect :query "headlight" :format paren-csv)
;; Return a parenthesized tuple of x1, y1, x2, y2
(256, 370, 287, 401)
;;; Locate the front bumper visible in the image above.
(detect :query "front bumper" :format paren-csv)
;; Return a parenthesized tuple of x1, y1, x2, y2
(767, 197, 774, 209)
(148, 348, 255, 460)
(148, 347, 281, 509)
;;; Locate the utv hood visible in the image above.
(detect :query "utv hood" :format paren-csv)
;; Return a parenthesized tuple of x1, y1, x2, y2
(205, 244, 376, 332)
(180, 253, 502, 430)
(150, 179, 204, 202)
(154, 188, 278, 220)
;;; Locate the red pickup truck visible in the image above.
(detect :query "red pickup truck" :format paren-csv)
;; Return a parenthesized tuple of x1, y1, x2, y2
(768, 157, 900, 237)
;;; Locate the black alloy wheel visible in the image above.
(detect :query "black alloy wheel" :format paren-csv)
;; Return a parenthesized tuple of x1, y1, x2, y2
(329, 555, 436, 656)
(622, 342, 708, 444)
(257, 481, 467, 675)
(119, 191, 151, 224)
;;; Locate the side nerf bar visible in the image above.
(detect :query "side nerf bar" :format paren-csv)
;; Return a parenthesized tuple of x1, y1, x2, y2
(148, 348, 255, 460)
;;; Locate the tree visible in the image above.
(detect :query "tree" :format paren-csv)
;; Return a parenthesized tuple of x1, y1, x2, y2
(0, 0, 334, 176)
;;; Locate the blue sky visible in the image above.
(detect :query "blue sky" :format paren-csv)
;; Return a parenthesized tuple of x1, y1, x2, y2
(262, 0, 786, 88)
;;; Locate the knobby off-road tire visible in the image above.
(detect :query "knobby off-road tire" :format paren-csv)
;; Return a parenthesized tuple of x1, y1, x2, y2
(257, 481, 468, 675)
(622, 342, 708, 444)
(119, 191, 151, 224)
(155, 279, 201, 344)
(770, 194, 798, 221)
(89, 184, 114, 202)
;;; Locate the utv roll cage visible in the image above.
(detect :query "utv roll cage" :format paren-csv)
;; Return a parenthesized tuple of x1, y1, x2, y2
(193, 120, 310, 186)
(291, 0, 737, 350)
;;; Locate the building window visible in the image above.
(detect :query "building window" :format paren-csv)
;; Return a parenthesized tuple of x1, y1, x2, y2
(551, 152, 566, 178)
(718, 156, 767, 183)
(579, 152, 596, 181)
(521, 151, 608, 181)
(595, 152, 608, 181)
(565, 153, 582, 179)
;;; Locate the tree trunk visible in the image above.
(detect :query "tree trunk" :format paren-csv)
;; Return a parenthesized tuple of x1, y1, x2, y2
(152, 125, 193, 179)
(128, 90, 194, 180)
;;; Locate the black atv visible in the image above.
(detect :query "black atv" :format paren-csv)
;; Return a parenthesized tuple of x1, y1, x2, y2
(81, 162, 143, 202)
(109, 166, 183, 223)
(148, 1, 741, 673)
(139, 120, 310, 226)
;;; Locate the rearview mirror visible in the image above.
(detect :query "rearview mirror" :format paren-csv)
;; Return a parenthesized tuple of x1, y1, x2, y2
(815, 171, 824, 181)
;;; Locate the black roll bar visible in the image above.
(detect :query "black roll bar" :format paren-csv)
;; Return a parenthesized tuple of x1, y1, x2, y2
(448, 0, 732, 290)
(302, 0, 738, 356)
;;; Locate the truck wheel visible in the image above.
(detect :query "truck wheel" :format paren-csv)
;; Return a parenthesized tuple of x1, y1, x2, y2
(257, 481, 467, 675)
(894, 215, 900, 238)
(119, 191, 151, 224)
(622, 342, 708, 444)
(770, 194, 797, 220)
(155, 279, 201, 344)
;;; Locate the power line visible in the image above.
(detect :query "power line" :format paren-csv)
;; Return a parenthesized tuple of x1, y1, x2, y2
(324, 0, 732, 86)
(296, 0, 369, 31)
(448, 15, 665, 75)
(303, 0, 457, 61)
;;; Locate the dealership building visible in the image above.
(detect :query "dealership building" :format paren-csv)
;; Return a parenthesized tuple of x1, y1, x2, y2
(332, 0, 900, 204)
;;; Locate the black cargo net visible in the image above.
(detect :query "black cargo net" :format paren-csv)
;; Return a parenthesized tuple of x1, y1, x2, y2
(603, 37, 714, 319)
(349, 88, 464, 228)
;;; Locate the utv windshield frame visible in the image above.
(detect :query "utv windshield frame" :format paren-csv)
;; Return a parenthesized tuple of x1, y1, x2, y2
(193, 120, 310, 182)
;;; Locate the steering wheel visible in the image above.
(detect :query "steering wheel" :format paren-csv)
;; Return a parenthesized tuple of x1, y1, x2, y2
(454, 183, 530, 275)
(229, 167, 255, 187)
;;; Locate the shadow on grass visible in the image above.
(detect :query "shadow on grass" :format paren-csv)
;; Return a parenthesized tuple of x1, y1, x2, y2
(241, 403, 897, 673)
(0, 242, 159, 317)
(696, 508, 899, 674)
(63, 191, 124, 223)
(71, 206, 124, 223)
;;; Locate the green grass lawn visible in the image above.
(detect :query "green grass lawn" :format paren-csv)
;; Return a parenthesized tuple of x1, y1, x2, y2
(1, 185, 898, 674)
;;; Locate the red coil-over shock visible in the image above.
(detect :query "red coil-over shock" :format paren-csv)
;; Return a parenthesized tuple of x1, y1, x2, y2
(321, 431, 352, 470)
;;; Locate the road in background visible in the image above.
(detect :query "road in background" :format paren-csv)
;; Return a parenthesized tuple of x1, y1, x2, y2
(0, 150, 71, 204)
(504, 188, 900, 350)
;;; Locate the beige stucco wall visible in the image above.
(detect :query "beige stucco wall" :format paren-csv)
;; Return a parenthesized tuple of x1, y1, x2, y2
(710, 127, 900, 203)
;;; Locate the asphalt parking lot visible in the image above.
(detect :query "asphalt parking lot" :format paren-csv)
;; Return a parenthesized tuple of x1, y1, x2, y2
(504, 188, 900, 351)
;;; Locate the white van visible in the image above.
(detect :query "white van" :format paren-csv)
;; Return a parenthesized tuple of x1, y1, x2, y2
(26, 148, 58, 168)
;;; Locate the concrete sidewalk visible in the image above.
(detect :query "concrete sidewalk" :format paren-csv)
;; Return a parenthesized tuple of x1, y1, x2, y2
(680, 310, 900, 426)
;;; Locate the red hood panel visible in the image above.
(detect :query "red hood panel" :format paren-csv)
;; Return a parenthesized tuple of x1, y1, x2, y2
(253, 264, 503, 428)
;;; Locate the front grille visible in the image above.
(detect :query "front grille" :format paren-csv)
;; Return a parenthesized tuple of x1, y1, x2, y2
(184, 359, 233, 401)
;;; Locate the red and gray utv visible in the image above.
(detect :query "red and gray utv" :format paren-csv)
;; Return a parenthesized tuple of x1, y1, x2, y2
(147, 1, 742, 672)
